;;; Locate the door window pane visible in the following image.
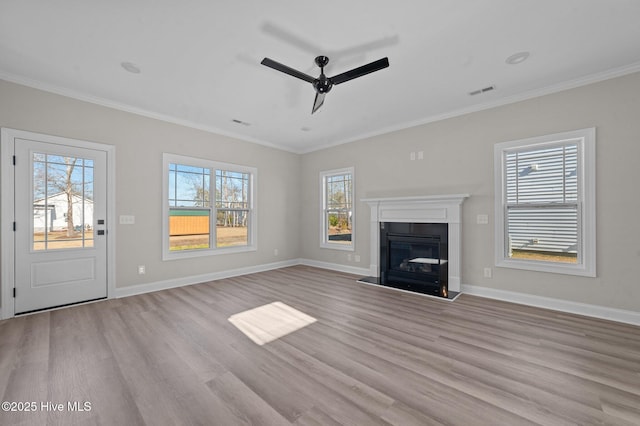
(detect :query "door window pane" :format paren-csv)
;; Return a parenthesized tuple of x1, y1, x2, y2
(32, 153, 94, 250)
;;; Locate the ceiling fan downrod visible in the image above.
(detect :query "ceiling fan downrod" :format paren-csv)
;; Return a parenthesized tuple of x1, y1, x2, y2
(313, 56, 332, 94)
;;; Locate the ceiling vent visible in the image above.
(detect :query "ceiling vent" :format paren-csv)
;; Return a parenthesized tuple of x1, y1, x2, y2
(469, 85, 496, 96)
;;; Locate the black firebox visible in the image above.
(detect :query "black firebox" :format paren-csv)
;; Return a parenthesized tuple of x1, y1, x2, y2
(379, 222, 449, 297)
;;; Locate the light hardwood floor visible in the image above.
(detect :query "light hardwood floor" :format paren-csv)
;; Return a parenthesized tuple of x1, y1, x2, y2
(1, 265, 639, 425)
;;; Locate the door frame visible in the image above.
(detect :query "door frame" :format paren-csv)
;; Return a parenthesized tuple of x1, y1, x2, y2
(1, 128, 116, 319)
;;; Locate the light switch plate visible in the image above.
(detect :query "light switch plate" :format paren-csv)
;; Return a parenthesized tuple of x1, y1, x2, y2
(119, 215, 135, 225)
(477, 214, 489, 225)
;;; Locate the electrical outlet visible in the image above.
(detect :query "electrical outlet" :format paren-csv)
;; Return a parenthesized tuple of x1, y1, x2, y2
(410, 152, 416, 161)
(138, 265, 146, 275)
(354, 254, 361, 262)
(417, 151, 424, 160)
(274, 248, 279, 256)
(347, 253, 352, 261)
(483, 267, 492, 278)
(477, 214, 489, 225)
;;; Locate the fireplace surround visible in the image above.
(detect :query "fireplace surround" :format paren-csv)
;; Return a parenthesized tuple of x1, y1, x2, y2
(361, 194, 469, 299)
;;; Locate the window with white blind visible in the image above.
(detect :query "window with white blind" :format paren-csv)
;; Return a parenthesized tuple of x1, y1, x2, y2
(494, 128, 596, 276)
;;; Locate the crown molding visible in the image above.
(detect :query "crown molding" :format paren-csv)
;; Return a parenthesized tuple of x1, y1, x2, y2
(3, 61, 640, 155)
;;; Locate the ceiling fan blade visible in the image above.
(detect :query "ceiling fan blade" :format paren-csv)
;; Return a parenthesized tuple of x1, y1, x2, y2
(261, 58, 315, 84)
(331, 57, 389, 85)
(312, 91, 325, 114)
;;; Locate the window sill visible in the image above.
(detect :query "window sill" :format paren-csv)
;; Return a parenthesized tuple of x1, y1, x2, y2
(496, 257, 595, 277)
(320, 242, 355, 252)
(163, 245, 257, 261)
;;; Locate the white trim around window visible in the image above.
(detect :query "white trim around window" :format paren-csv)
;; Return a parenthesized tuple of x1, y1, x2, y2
(162, 153, 257, 260)
(494, 128, 596, 277)
(320, 167, 355, 251)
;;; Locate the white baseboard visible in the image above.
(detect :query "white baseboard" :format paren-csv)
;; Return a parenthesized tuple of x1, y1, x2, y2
(461, 283, 640, 327)
(115, 259, 299, 298)
(115, 258, 367, 300)
(297, 258, 370, 276)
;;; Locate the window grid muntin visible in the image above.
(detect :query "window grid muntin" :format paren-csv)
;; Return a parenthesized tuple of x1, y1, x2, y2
(494, 128, 595, 276)
(498, 129, 595, 270)
(321, 169, 354, 248)
(505, 142, 579, 205)
(169, 163, 210, 207)
(32, 153, 94, 251)
(215, 169, 251, 247)
(166, 158, 255, 255)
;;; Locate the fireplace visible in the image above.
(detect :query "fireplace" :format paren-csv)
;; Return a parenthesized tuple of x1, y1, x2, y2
(360, 194, 469, 300)
(380, 222, 448, 297)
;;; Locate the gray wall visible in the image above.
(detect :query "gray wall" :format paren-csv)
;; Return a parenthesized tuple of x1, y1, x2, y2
(2, 71, 640, 313)
(0, 80, 301, 290)
(300, 71, 640, 312)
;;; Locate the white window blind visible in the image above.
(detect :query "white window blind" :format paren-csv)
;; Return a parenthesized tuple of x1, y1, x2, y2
(505, 143, 580, 257)
(494, 128, 596, 277)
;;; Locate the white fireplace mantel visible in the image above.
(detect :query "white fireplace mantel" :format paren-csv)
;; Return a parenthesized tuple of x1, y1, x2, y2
(362, 194, 469, 292)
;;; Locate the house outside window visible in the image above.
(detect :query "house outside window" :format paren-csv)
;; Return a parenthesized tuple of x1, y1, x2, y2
(494, 128, 595, 276)
(320, 167, 354, 250)
(163, 153, 256, 260)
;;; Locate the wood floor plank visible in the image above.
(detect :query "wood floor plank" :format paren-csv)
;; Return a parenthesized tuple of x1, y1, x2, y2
(0, 314, 50, 426)
(205, 371, 294, 426)
(1, 265, 639, 425)
(287, 322, 541, 425)
(45, 304, 141, 425)
(263, 337, 398, 421)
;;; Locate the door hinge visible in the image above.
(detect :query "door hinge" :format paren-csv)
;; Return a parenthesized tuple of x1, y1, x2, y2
(13, 288, 16, 298)
(12, 155, 16, 165)
(13, 222, 16, 231)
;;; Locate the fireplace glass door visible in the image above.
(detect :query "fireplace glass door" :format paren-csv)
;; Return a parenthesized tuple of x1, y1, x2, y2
(385, 235, 447, 296)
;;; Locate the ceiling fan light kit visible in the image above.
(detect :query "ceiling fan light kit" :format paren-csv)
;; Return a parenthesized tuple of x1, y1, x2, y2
(261, 55, 389, 114)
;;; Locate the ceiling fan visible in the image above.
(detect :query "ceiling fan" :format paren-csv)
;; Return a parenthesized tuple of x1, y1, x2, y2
(260, 55, 389, 114)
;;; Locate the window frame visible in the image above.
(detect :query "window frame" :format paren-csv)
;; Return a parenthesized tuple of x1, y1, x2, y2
(162, 153, 257, 260)
(320, 167, 355, 251)
(494, 128, 596, 277)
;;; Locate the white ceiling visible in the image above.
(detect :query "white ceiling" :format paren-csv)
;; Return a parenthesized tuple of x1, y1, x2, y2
(1, 1, 640, 153)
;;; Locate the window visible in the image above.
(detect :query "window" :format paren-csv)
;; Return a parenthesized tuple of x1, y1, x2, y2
(494, 128, 595, 276)
(320, 168, 354, 250)
(163, 154, 256, 259)
(32, 153, 95, 250)
(215, 169, 251, 248)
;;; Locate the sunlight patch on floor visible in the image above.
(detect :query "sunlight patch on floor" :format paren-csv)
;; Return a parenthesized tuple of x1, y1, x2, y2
(228, 301, 317, 345)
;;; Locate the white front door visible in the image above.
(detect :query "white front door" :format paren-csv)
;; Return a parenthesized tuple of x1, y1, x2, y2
(12, 135, 108, 314)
